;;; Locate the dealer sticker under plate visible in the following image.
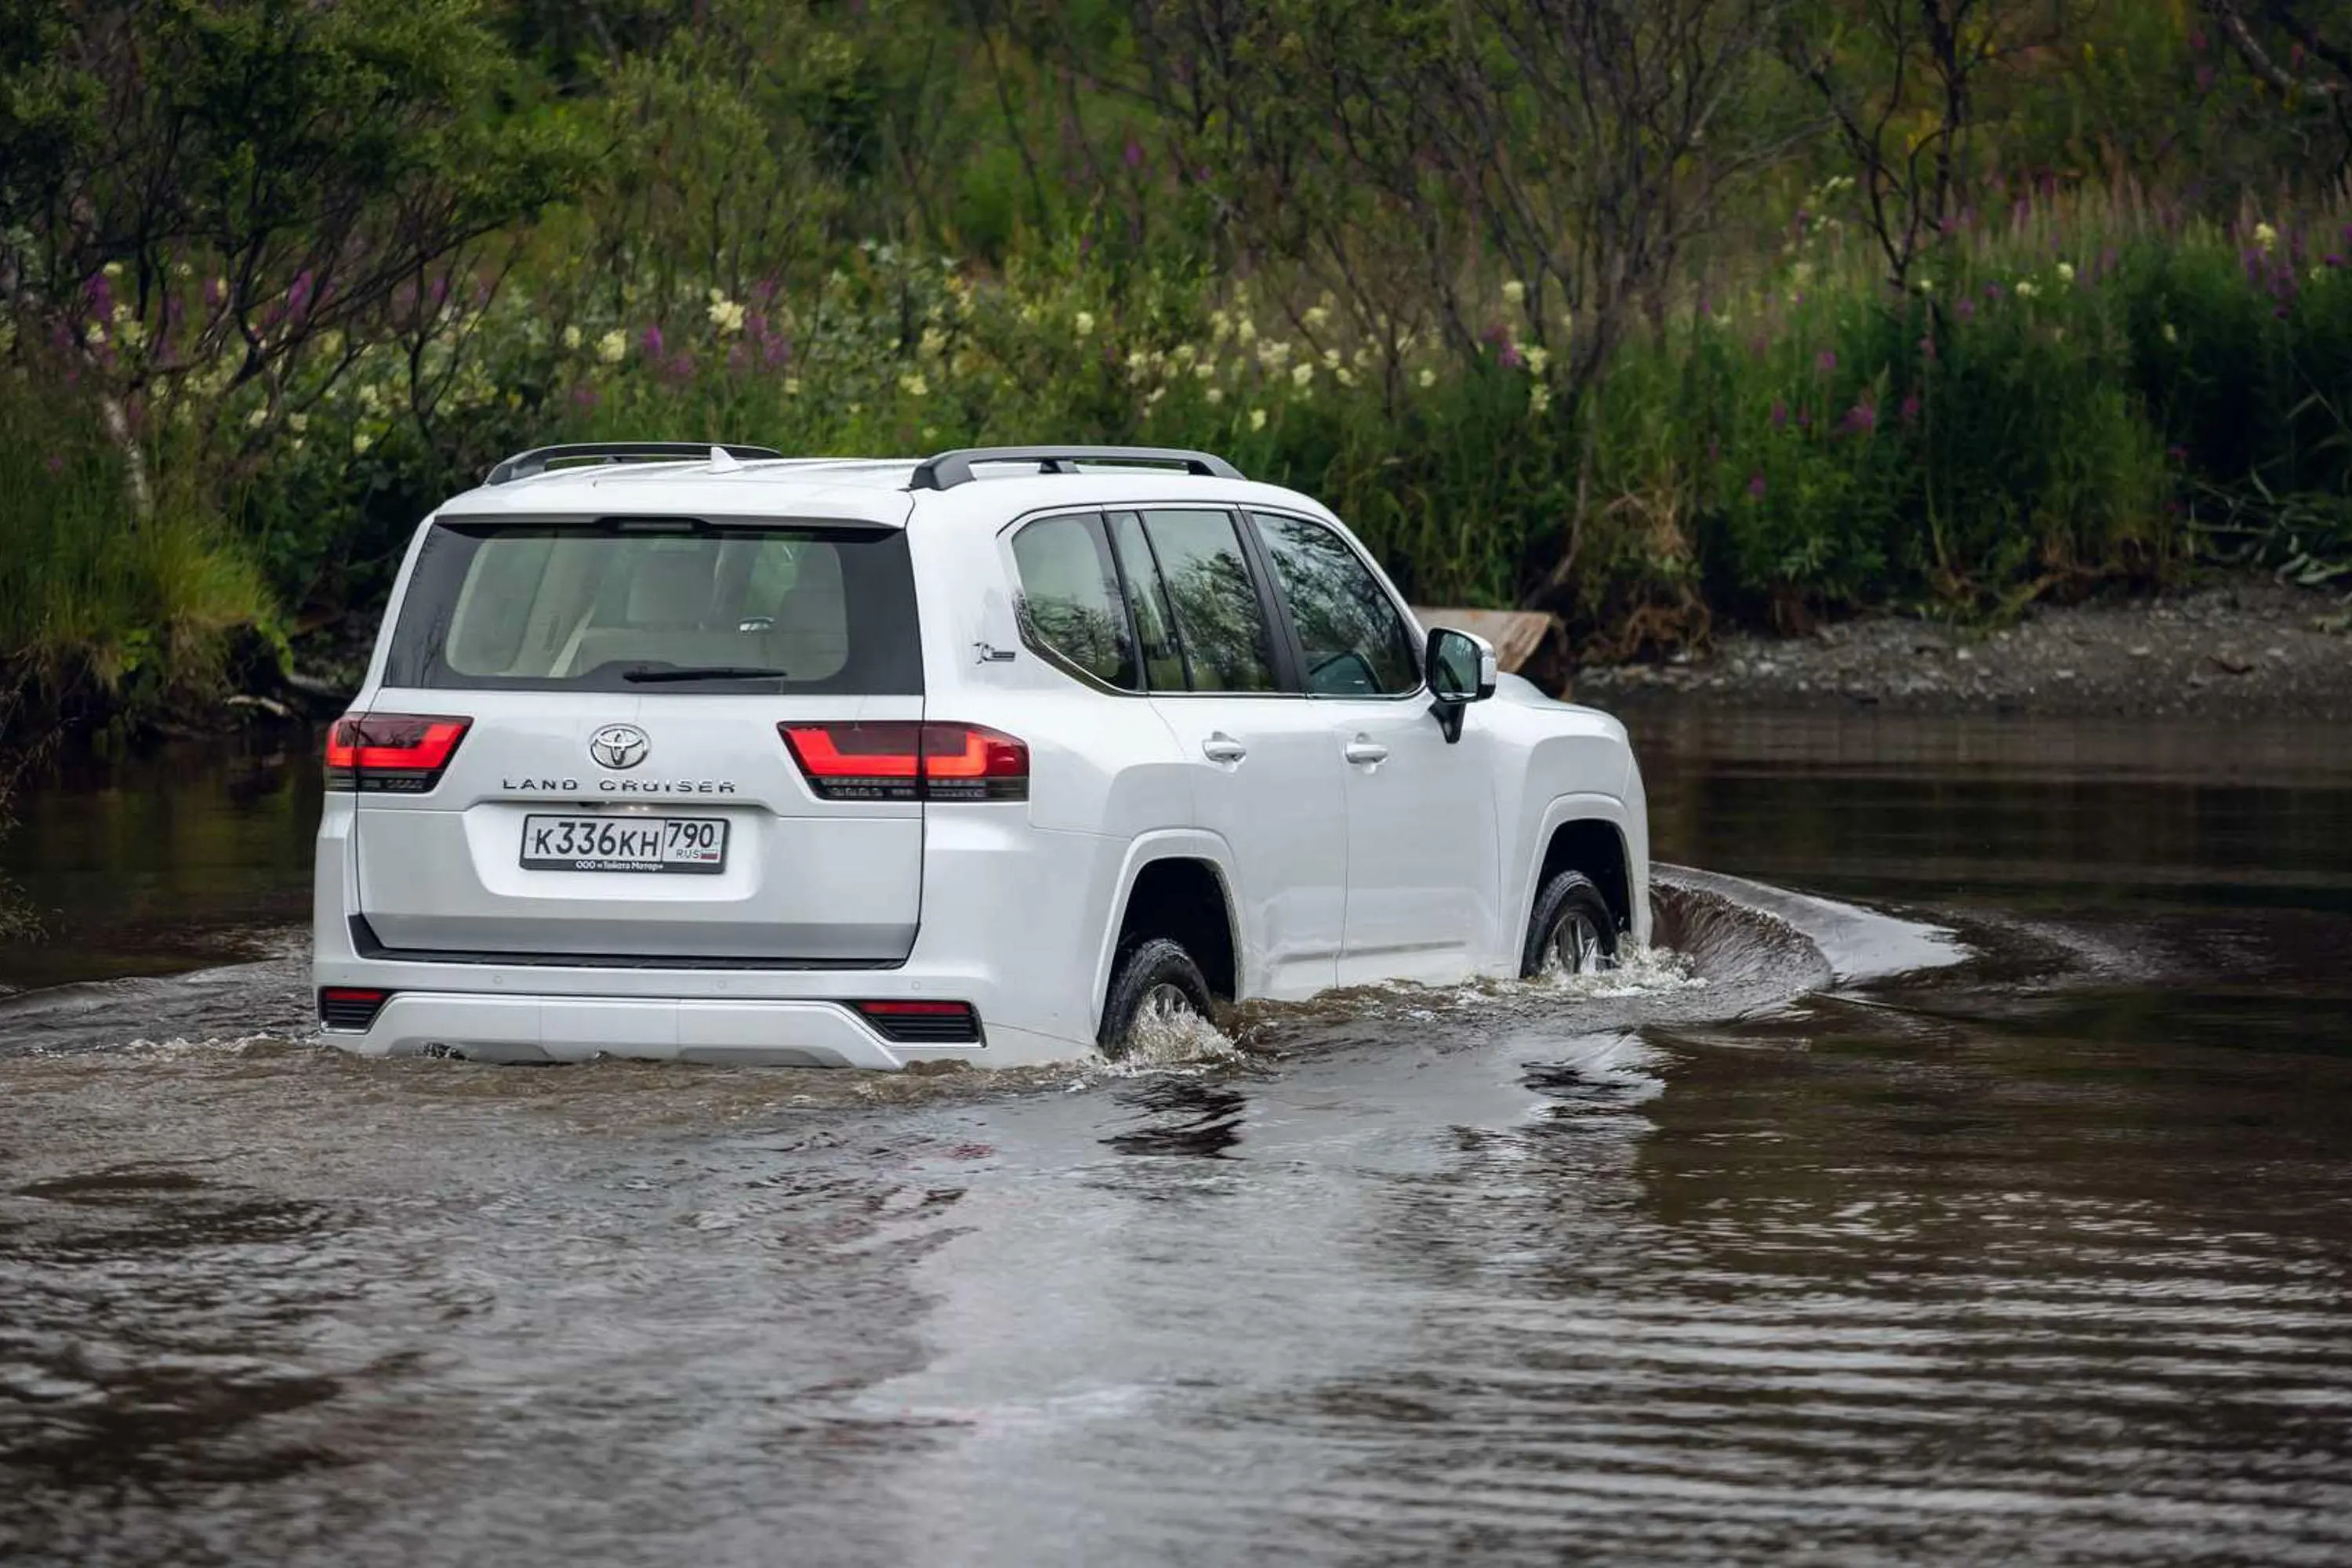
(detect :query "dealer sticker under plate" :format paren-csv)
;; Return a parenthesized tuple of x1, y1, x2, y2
(521, 815, 727, 874)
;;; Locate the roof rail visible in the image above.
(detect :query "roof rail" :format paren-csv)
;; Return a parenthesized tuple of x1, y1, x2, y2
(483, 441, 786, 486)
(907, 445, 1243, 491)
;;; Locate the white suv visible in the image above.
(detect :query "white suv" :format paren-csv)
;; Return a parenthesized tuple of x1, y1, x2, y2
(313, 443, 1650, 1067)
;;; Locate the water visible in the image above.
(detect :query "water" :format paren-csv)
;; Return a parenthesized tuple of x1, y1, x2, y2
(3, 713, 2350, 1565)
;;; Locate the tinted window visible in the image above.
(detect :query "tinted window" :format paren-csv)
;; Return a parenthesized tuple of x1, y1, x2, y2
(1010, 514, 1138, 689)
(1138, 510, 1279, 692)
(1107, 511, 1189, 691)
(1253, 513, 1420, 696)
(385, 522, 922, 692)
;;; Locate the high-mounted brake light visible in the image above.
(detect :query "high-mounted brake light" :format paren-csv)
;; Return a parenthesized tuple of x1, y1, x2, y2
(779, 722, 1028, 802)
(325, 713, 471, 793)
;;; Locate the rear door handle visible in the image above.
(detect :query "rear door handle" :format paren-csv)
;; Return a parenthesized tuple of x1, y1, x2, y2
(1202, 733, 1248, 764)
(1343, 736, 1390, 766)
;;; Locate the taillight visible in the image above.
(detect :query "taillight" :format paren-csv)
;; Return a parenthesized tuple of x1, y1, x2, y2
(318, 987, 391, 1030)
(325, 713, 471, 793)
(779, 722, 1028, 802)
(853, 999, 982, 1044)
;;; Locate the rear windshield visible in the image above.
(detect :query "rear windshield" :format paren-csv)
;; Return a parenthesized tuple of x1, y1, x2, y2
(383, 521, 923, 693)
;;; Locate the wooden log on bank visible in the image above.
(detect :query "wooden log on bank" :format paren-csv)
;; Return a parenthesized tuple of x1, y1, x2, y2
(1411, 607, 1569, 695)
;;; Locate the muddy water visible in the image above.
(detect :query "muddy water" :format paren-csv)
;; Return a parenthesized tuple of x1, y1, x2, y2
(3, 713, 2351, 1566)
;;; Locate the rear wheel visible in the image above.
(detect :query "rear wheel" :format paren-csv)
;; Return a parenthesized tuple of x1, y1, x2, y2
(1098, 936, 1216, 1058)
(1521, 870, 1619, 978)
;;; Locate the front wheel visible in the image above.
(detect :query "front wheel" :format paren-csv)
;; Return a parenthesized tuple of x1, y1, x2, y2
(1098, 936, 1217, 1058)
(1520, 870, 1620, 978)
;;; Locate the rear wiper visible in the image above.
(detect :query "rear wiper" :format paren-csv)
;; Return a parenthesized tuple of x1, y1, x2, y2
(621, 665, 789, 683)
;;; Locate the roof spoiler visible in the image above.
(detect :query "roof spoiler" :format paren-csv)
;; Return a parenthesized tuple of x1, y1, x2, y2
(908, 445, 1243, 491)
(484, 442, 785, 486)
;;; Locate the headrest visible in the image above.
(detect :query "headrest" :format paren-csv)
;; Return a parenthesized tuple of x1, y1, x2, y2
(627, 550, 712, 625)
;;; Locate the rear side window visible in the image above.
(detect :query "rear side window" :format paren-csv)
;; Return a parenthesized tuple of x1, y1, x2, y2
(1009, 514, 1138, 689)
(384, 522, 923, 692)
(1252, 512, 1421, 696)
(1135, 509, 1279, 692)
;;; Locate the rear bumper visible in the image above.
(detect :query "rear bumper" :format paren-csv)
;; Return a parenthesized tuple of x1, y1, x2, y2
(322, 992, 1075, 1069)
(314, 805, 1121, 1069)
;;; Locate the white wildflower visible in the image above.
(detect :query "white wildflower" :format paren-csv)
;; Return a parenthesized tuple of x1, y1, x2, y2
(1501, 278, 1526, 306)
(1290, 362, 1313, 388)
(561, 325, 583, 350)
(1248, 408, 1267, 430)
(596, 329, 627, 364)
(1073, 310, 1095, 339)
(1417, 366, 1436, 389)
(353, 431, 372, 454)
(2255, 222, 2279, 253)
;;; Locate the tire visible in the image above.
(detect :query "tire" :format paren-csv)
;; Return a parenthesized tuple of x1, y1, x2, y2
(1520, 870, 1620, 978)
(1098, 936, 1216, 1058)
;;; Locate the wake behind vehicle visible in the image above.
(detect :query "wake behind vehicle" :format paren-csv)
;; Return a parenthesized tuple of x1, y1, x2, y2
(314, 442, 1650, 1066)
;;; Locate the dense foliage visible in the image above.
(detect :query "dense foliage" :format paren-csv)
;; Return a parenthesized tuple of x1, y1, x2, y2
(4, 0, 2351, 723)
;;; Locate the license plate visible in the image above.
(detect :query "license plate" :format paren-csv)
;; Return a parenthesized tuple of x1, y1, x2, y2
(520, 815, 728, 874)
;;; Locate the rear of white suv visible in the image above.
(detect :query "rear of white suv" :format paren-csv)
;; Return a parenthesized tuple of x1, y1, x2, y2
(312, 444, 1069, 1067)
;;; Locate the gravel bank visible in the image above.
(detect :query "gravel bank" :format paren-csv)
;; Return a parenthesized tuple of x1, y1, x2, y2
(1574, 576, 2352, 719)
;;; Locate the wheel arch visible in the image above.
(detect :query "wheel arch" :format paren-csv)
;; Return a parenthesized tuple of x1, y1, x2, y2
(1516, 795, 1646, 953)
(1091, 832, 1245, 1033)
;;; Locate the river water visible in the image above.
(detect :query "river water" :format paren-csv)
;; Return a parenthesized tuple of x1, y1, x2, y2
(2, 711, 2349, 1566)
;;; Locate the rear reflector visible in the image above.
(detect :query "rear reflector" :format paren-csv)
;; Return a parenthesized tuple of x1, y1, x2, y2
(318, 987, 391, 1031)
(853, 999, 982, 1044)
(325, 713, 471, 793)
(779, 722, 1027, 802)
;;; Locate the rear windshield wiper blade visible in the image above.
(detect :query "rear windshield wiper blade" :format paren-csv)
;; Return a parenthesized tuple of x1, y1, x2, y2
(621, 665, 790, 683)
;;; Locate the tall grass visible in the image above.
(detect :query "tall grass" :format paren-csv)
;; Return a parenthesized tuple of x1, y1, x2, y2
(13, 190, 2352, 703)
(0, 375, 275, 724)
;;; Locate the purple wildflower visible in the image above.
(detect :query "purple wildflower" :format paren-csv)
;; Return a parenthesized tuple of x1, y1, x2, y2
(641, 324, 664, 358)
(45, 453, 65, 475)
(2167, 445, 2190, 463)
(1748, 471, 1767, 501)
(1900, 393, 1922, 425)
(1919, 336, 1937, 361)
(570, 383, 599, 412)
(1843, 400, 1878, 434)
(1499, 341, 1524, 368)
(1815, 350, 1838, 375)
(1957, 299, 1976, 321)
(1123, 139, 1144, 170)
(1770, 399, 1789, 430)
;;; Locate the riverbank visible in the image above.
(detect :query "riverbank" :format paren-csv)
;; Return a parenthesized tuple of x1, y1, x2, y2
(1575, 574, 2352, 719)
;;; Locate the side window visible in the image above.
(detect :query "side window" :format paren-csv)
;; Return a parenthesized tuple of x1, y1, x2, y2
(1010, 513, 1139, 690)
(1251, 513, 1420, 696)
(1106, 511, 1189, 691)
(1138, 509, 1280, 693)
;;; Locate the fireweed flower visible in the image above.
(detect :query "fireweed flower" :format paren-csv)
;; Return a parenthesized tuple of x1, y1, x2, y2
(1770, 400, 1789, 429)
(1748, 472, 1767, 500)
(1815, 350, 1838, 374)
(1900, 393, 1922, 424)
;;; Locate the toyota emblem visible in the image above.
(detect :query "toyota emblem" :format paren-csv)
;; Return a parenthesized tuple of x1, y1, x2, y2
(588, 723, 651, 771)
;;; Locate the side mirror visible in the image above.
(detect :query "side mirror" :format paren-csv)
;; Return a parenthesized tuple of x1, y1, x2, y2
(1425, 626, 1497, 743)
